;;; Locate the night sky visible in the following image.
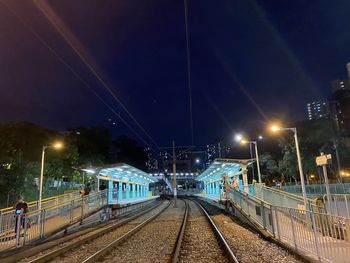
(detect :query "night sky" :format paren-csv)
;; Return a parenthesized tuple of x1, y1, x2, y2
(1, 0, 350, 150)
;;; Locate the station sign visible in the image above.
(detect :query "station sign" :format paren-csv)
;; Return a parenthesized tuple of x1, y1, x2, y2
(316, 154, 332, 166)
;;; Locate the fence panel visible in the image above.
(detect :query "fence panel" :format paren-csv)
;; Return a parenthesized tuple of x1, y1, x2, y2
(0, 190, 108, 252)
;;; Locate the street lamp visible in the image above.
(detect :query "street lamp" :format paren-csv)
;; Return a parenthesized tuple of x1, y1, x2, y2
(240, 139, 262, 183)
(234, 134, 243, 142)
(271, 125, 309, 210)
(38, 142, 63, 212)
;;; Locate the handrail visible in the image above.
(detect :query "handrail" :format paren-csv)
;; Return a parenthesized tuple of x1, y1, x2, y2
(0, 190, 80, 212)
(257, 185, 317, 204)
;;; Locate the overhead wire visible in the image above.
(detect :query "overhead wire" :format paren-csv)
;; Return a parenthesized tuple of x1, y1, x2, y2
(32, 0, 160, 150)
(0, 0, 156, 150)
(184, 0, 195, 146)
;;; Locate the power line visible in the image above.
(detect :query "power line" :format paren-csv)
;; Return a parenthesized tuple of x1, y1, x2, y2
(184, 0, 194, 146)
(1, 1, 157, 151)
(32, 0, 160, 150)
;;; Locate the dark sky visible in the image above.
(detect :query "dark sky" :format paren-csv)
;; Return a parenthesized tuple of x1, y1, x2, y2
(1, 0, 350, 151)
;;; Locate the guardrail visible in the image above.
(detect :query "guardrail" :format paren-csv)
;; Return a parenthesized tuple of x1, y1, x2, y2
(323, 194, 350, 218)
(0, 190, 108, 252)
(281, 183, 350, 195)
(252, 185, 318, 211)
(0, 191, 81, 236)
(228, 188, 350, 262)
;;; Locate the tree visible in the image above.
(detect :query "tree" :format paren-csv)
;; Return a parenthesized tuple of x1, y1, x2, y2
(68, 126, 112, 165)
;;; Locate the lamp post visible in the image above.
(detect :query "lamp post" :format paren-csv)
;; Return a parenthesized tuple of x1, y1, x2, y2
(235, 134, 263, 183)
(271, 125, 308, 210)
(38, 142, 63, 212)
(248, 141, 262, 183)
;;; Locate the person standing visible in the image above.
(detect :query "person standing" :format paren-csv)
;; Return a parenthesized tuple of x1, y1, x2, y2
(14, 195, 29, 234)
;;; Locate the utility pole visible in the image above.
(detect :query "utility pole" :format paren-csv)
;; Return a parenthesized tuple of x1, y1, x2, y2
(218, 142, 222, 158)
(172, 140, 177, 207)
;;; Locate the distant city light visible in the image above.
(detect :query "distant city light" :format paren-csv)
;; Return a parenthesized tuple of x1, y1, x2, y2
(196, 158, 200, 163)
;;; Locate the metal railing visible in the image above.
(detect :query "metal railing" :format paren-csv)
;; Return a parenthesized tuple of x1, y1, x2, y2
(0, 190, 108, 252)
(228, 188, 274, 235)
(281, 183, 350, 195)
(322, 194, 350, 218)
(252, 185, 317, 211)
(0, 191, 81, 236)
(228, 188, 350, 262)
(273, 206, 350, 262)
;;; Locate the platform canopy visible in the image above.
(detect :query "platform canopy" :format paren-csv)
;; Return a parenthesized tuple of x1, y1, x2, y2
(196, 158, 255, 183)
(98, 163, 157, 185)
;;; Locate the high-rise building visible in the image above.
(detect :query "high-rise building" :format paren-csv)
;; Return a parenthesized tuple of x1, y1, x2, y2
(331, 64, 350, 138)
(306, 100, 330, 120)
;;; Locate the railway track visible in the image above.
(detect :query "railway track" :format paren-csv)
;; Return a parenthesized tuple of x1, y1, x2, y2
(18, 200, 169, 263)
(174, 199, 239, 263)
(78, 198, 238, 263)
(13, 197, 301, 263)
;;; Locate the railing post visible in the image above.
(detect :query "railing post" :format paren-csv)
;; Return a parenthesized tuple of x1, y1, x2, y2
(311, 212, 322, 260)
(80, 196, 84, 225)
(261, 201, 266, 229)
(70, 200, 74, 224)
(274, 208, 281, 239)
(0, 211, 2, 233)
(40, 210, 45, 239)
(289, 209, 298, 250)
(345, 218, 350, 243)
(345, 195, 350, 219)
(15, 214, 21, 247)
(23, 214, 28, 245)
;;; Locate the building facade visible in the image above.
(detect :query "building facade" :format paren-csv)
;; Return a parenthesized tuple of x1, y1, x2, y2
(306, 100, 330, 120)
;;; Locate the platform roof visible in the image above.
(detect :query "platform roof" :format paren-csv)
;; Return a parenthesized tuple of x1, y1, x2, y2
(196, 158, 255, 183)
(97, 163, 157, 185)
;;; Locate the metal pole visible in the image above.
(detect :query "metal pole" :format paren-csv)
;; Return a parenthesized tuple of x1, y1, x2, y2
(333, 140, 343, 183)
(82, 171, 85, 186)
(218, 142, 222, 158)
(322, 164, 331, 214)
(172, 140, 177, 207)
(38, 146, 46, 212)
(254, 142, 262, 183)
(293, 128, 308, 211)
(249, 142, 256, 180)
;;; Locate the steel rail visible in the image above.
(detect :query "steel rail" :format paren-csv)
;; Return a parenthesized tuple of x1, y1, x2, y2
(82, 201, 171, 263)
(171, 199, 188, 263)
(26, 201, 165, 263)
(192, 199, 239, 263)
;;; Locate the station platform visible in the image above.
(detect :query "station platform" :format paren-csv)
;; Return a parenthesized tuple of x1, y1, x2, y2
(116, 196, 159, 207)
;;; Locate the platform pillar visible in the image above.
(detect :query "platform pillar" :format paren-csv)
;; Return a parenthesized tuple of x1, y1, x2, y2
(242, 164, 249, 193)
(216, 181, 220, 195)
(132, 183, 137, 199)
(125, 183, 130, 199)
(117, 182, 122, 201)
(108, 180, 113, 203)
(145, 185, 149, 197)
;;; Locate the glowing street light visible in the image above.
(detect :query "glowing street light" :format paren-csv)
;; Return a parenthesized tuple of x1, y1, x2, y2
(195, 158, 200, 164)
(234, 134, 243, 142)
(270, 124, 308, 210)
(38, 142, 64, 212)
